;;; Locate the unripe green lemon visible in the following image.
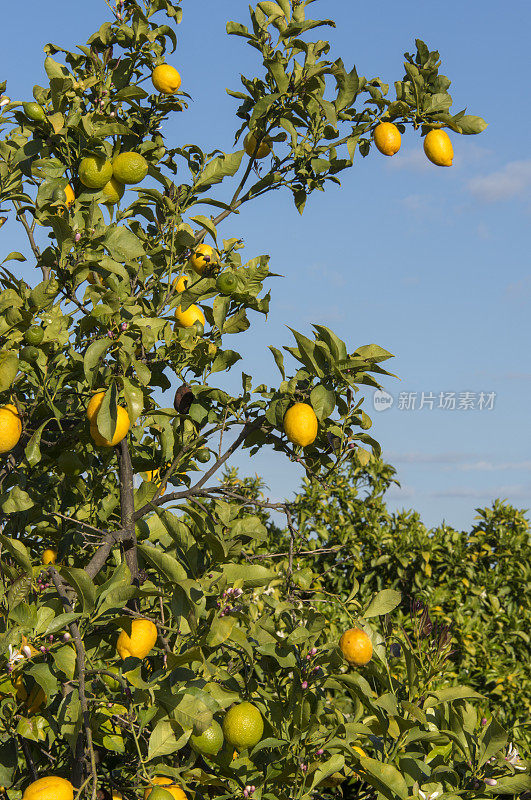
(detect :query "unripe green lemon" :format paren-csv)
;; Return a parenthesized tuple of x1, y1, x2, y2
(190, 719, 224, 756)
(222, 702, 264, 750)
(112, 152, 149, 185)
(79, 155, 113, 189)
(195, 448, 210, 463)
(24, 326, 44, 346)
(216, 271, 238, 295)
(23, 102, 46, 123)
(20, 346, 39, 363)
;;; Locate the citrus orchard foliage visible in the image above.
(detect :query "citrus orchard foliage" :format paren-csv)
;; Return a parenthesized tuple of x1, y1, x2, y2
(0, 0, 519, 798)
(261, 458, 531, 757)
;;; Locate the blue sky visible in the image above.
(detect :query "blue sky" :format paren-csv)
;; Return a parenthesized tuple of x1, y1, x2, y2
(1, 0, 530, 530)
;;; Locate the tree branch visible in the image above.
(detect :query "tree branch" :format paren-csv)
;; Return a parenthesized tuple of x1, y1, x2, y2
(12, 201, 45, 276)
(117, 439, 139, 586)
(48, 567, 98, 799)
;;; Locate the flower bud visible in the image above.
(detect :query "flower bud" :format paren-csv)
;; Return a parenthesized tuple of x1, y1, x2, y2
(485, 779, 497, 786)
(63, 632, 71, 642)
(301, 681, 308, 689)
(21, 645, 32, 658)
(75, 232, 81, 242)
(310, 647, 317, 655)
(316, 748, 324, 756)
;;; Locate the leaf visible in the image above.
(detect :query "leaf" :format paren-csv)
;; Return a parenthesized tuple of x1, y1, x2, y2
(2, 252, 26, 263)
(25, 420, 51, 467)
(205, 616, 235, 647)
(122, 377, 143, 424)
(0, 740, 17, 787)
(28, 662, 58, 699)
(147, 719, 187, 761)
(1, 486, 34, 514)
(83, 338, 112, 386)
(269, 346, 285, 379)
(96, 384, 118, 441)
(59, 567, 97, 615)
(138, 543, 187, 582)
(311, 754, 346, 790)
(104, 225, 144, 262)
(478, 718, 508, 768)
(451, 114, 488, 135)
(355, 344, 394, 362)
(310, 385, 335, 421)
(0, 351, 19, 392)
(426, 686, 484, 706)
(53, 645, 76, 679)
(363, 589, 401, 618)
(189, 215, 217, 241)
(44, 612, 80, 636)
(0, 535, 32, 574)
(210, 349, 241, 373)
(358, 756, 409, 800)
(221, 563, 275, 588)
(195, 151, 244, 191)
(487, 774, 531, 795)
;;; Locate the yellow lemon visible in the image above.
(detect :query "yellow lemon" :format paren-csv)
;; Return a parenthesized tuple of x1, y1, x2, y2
(222, 702, 264, 750)
(79, 155, 113, 189)
(22, 777, 74, 800)
(423, 129, 453, 166)
(0, 405, 22, 454)
(117, 618, 158, 660)
(283, 403, 318, 447)
(90, 407, 130, 448)
(112, 152, 148, 185)
(144, 777, 186, 800)
(172, 275, 189, 293)
(86, 391, 106, 423)
(189, 244, 217, 276)
(151, 65, 182, 95)
(101, 176, 125, 205)
(175, 304, 205, 329)
(373, 122, 401, 156)
(339, 628, 373, 666)
(42, 549, 57, 565)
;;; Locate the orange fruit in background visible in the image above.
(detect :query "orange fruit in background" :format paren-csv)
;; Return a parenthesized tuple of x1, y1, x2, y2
(189, 243, 217, 276)
(339, 628, 373, 666)
(373, 122, 401, 156)
(423, 129, 453, 166)
(151, 64, 182, 95)
(117, 618, 157, 660)
(0, 404, 22, 454)
(244, 133, 272, 159)
(283, 403, 318, 447)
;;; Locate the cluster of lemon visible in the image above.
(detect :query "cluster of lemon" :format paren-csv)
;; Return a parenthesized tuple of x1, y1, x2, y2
(373, 121, 454, 166)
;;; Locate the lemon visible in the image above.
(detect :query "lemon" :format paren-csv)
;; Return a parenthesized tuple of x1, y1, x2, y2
(283, 403, 318, 447)
(373, 122, 401, 156)
(90, 407, 130, 448)
(112, 152, 149, 185)
(244, 133, 272, 159)
(175, 304, 205, 329)
(79, 155, 113, 189)
(339, 628, 373, 666)
(190, 719, 224, 756)
(116, 618, 157, 660)
(172, 275, 189, 293)
(423, 129, 453, 166)
(22, 777, 74, 800)
(101, 177, 125, 205)
(222, 701, 264, 750)
(42, 549, 57, 565)
(0, 405, 22, 454)
(64, 184, 75, 208)
(23, 102, 45, 123)
(86, 391, 106, 423)
(189, 244, 217, 276)
(151, 64, 182, 95)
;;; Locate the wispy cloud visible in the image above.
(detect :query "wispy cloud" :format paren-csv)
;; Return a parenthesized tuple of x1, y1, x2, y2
(388, 149, 431, 172)
(431, 484, 530, 501)
(451, 460, 531, 472)
(468, 160, 531, 202)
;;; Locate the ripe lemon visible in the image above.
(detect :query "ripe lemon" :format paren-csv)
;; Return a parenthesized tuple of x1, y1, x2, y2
(373, 122, 401, 156)
(151, 65, 182, 95)
(175, 304, 205, 329)
(112, 152, 149, 185)
(144, 778, 186, 800)
(86, 391, 106, 423)
(423, 129, 453, 166)
(42, 548, 57, 565)
(172, 275, 189, 293)
(101, 177, 125, 205)
(24, 682, 46, 715)
(22, 777, 74, 800)
(339, 628, 373, 666)
(64, 184, 75, 208)
(0, 405, 22, 454)
(190, 719, 224, 756)
(283, 403, 318, 447)
(244, 133, 272, 159)
(90, 406, 130, 447)
(117, 618, 157, 660)
(189, 244, 217, 276)
(222, 701, 264, 750)
(79, 155, 113, 189)
(144, 468, 167, 495)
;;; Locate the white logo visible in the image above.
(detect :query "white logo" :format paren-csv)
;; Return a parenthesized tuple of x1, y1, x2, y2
(373, 390, 394, 412)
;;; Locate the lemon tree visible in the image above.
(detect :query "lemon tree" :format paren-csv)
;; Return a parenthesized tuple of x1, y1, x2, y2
(0, 2, 519, 800)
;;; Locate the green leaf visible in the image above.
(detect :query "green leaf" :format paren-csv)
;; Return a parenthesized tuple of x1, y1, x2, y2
(104, 225, 144, 262)
(96, 383, 118, 441)
(310, 754, 345, 791)
(363, 589, 401, 618)
(138, 543, 187, 582)
(2, 252, 26, 263)
(205, 616, 235, 647)
(195, 151, 244, 191)
(147, 719, 188, 761)
(25, 420, 51, 467)
(84, 338, 112, 386)
(211, 349, 241, 373)
(189, 215, 217, 241)
(451, 114, 488, 135)
(8, 601, 37, 628)
(358, 756, 409, 800)
(487, 774, 531, 795)
(59, 567, 97, 615)
(426, 686, 484, 706)
(0, 535, 32, 574)
(0, 351, 19, 392)
(221, 563, 275, 589)
(0, 740, 17, 787)
(269, 346, 285, 379)
(478, 718, 508, 768)
(2, 486, 34, 514)
(44, 612, 80, 636)
(355, 343, 394, 362)
(28, 662, 58, 699)
(310, 385, 335, 420)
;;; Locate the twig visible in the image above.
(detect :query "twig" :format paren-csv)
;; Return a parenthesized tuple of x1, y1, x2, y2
(246, 545, 346, 561)
(12, 200, 42, 268)
(48, 567, 98, 799)
(117, 439, 139, 586)
(19, 736, 38, 782)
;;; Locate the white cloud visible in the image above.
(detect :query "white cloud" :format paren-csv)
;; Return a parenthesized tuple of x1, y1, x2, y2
(467, 160, 531, 202)
(431, 484, 530, 500)
(387, 149, 431, 172)
(452, 460, 531, 472)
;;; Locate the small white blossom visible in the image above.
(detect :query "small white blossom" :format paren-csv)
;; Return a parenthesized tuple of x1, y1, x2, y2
(8, 645, 24, 667)
(419, 791, 441, 800)
(505, 743, 526, 770)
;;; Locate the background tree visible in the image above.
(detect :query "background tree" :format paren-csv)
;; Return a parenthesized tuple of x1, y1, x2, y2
(0, 2, 524, 800)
